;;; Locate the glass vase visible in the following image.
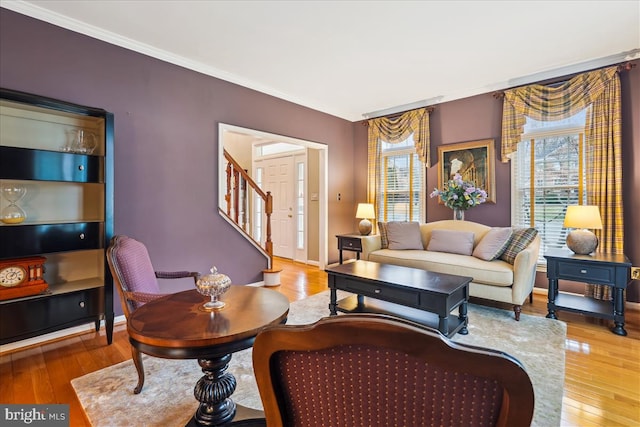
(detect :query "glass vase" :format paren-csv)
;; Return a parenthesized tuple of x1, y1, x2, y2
(453, 208, 465, 221)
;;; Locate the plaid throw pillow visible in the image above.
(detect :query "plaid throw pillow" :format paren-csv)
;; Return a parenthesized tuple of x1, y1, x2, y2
(500, 228, 538, 264)
(378, 221, 389, 249)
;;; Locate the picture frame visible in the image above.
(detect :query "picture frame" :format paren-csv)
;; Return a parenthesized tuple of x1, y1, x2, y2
(437, 139, 496, 203)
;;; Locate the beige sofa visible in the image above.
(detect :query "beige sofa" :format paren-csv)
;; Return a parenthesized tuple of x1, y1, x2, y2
(360, 220, 540, 320)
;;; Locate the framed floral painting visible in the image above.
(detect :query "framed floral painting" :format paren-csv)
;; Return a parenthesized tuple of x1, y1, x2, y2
(437, 139, 496, 203)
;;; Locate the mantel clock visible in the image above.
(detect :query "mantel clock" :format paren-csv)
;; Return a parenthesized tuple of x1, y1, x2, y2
(0, 256, 48, 301)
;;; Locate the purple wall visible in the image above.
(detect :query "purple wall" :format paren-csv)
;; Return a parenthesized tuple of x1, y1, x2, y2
(620, 63, 640, 302)
(0, 10, 357, 316)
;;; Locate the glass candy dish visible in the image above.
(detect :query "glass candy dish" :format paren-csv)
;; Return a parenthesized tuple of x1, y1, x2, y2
(196, 266, 231, 310)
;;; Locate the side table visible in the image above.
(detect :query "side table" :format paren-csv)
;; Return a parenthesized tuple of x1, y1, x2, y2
(544, 249, 631, 336)
(127, 287, 289, 426)
(336, 234, 365, 264)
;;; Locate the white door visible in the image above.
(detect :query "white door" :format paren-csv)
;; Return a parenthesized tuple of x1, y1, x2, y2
(263, 156, 295, 259)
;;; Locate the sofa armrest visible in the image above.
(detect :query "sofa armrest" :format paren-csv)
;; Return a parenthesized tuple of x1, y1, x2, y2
(361, 235, 382, 260)
(511, 235, 541, 305)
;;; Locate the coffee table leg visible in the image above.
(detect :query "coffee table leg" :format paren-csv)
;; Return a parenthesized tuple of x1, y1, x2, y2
(458, 301, 469, 335)
(329, 288, 337, 315)
(438, 315, 449, 336)
(193, 354, 237, 426)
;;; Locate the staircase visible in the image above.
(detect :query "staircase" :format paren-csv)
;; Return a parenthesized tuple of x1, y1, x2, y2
(221, 150, 280, 284)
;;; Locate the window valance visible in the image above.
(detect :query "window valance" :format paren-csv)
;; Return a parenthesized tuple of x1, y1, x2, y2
(367, 107, 431, 166)
(500, 66, 618, 162)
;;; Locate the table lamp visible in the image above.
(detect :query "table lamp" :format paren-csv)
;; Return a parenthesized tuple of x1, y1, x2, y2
(356, 203, 375, 235)
(563, 205, 602, 255)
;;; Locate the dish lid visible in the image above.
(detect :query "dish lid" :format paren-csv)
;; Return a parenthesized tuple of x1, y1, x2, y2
(197, 266, 231, 287)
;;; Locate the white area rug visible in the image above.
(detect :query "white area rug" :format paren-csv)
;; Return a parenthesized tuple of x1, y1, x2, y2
(72, 290, 566, 426)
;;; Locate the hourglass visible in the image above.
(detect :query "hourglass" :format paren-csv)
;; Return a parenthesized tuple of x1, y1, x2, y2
(1, 184, 27, 224)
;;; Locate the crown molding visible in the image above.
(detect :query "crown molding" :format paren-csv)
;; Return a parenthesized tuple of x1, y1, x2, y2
(363, 48, 640, 119)
(1, 1, 342, 119)
(3, 1, 638, 122)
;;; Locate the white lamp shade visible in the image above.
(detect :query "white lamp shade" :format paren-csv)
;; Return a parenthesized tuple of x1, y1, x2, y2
(563, 205, 603, 229)
(356, 203, 375, 219)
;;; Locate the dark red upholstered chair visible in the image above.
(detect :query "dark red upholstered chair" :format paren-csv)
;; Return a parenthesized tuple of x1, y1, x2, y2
(253, 314, 534, 427)
(106, 235, 199, 394)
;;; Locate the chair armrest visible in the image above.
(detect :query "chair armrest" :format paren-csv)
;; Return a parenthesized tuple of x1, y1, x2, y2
(511, 235, 541, 305)
(124, 291, 167, 304)
(155, 271, 200, 284)
(361, 235, 382, 260)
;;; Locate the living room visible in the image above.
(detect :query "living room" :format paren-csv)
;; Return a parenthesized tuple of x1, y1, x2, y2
(1, 2, 639, 426)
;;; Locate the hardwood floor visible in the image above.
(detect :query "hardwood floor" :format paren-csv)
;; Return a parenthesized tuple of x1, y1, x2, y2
(1, 257, 639, 426)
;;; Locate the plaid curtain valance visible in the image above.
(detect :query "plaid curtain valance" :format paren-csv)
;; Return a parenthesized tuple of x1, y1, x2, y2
(366, 108, 431, 212)
(500, 66, 618, 162)
(367, 107, 431, 165)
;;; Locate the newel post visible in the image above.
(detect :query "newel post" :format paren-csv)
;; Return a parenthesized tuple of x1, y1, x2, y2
(265, 191, 273, 260)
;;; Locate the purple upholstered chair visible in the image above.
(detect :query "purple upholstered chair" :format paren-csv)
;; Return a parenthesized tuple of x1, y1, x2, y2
(253, 314, 535, 427)
(106, 235, 199, 394)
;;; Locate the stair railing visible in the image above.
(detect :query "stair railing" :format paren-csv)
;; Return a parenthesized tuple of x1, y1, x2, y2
(223, 149, 274, 265)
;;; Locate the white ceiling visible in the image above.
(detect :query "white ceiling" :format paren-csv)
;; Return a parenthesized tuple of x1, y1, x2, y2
(3, 1, 639, 121)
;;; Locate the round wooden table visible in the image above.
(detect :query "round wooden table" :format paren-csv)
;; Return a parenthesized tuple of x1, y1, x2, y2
(127, 286, 289, 426)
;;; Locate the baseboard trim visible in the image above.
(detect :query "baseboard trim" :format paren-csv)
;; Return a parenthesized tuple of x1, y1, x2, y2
(0, 315, 127, 355)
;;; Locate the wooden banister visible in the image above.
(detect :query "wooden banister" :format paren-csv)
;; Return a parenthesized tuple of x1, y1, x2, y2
(223, 150, 274, 264)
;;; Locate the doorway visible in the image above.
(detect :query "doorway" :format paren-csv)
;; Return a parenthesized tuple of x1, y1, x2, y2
(218, 123, 328, 269)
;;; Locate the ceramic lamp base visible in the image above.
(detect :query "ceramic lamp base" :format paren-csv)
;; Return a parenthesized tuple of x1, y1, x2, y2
(566, 229, 599, 255)
(358, 219, 372, 235)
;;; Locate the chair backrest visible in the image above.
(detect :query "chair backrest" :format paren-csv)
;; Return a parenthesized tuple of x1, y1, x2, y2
(252, 314, 535, 427)
(106, 235, 161, 317)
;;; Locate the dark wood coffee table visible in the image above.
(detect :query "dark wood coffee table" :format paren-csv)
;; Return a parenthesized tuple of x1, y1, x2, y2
(127, 286, 289, 427)
(326, 260, 472, 337)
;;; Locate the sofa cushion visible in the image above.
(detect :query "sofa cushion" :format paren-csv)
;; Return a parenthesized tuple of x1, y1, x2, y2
(368, 249, 514, 287)
(386, 221, 423, 250)
(500, 228, 538, 264)
(473, 227, 513, 261)
(427, 229, 475, 255)
(420, 220, 490, 250)
(378, 221, 389, 249)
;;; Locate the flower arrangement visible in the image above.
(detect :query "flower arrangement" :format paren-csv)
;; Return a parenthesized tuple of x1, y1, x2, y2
(430, 173, 488, 210)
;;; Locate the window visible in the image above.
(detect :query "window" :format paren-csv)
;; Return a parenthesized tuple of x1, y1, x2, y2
(296, 161, 305, 250)
(511, 110, 587, 264)
(253, 167, 264, 243)
(377, 134, 424, 222)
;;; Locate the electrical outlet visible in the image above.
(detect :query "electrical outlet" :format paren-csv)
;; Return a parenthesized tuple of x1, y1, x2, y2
(632, 267, 640, 280)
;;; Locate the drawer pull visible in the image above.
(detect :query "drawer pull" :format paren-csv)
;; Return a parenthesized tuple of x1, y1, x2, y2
(79, 301, 85, 308)
(580, 269, 587, 274)
(78, 165, 85, 171)
(79, 233, 85, 240)
(374, 289, 381, 294)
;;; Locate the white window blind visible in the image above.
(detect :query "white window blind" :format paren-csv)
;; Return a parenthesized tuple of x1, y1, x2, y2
(377, 135, 424, 222)
(511, 111, 587, 264)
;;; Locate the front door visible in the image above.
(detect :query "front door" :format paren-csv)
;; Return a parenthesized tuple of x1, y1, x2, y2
(263, 156, 295, 259)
